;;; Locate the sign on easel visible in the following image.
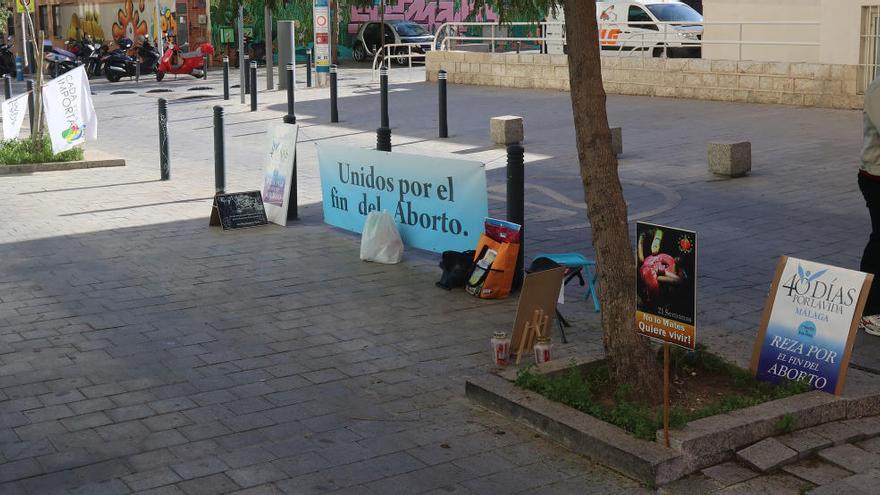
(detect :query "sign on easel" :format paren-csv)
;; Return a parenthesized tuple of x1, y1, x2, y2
(210, 191, 269, 230)
(751, 256, 872, 395)
(635, 222, 697, 350)
(262, 123, 298, 226)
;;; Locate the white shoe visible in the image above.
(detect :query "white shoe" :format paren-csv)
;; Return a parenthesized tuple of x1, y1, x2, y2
(862, 315, 880, 336)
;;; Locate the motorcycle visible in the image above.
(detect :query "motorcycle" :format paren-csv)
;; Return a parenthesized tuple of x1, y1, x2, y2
(102, 37, 161, 82)
(157, 41, 214, 80)
(0, 36, 14, 77)
(67, 37, 105, 78)
(44, 41, 80, 78)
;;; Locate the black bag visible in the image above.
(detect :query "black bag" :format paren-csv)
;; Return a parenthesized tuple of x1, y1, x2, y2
(436, 250, 476, 290)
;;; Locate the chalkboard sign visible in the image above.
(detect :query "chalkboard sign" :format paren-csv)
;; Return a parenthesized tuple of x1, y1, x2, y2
(209, 191, 269, 230)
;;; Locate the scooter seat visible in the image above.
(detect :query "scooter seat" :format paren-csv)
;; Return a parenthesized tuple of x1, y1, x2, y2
(180, 51, 203, 60)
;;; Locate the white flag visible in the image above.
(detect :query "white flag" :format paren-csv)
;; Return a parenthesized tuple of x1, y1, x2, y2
(42, 66, 98, 154)
(1, 93, 28, 140)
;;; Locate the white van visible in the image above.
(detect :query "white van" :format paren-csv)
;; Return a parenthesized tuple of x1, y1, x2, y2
(597, 0, 703, 57)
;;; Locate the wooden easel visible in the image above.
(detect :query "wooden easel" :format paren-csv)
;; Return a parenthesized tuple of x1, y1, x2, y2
(515, 308, 550, 365)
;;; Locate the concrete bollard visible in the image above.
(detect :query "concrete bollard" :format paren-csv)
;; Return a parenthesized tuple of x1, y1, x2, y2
(490, 115, 524, 145)
(708, 141, 751, 178)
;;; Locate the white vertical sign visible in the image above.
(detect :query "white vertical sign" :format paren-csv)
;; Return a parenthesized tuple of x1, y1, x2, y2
(313, 0, 330, 85)
(1, 93, 28, 140)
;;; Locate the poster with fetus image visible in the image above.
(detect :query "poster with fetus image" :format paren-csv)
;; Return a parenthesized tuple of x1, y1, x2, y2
(635, 222, 697, 350)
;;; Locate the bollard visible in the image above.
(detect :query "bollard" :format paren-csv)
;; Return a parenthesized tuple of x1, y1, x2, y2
(15, 56, 23, 81)
(26, 80, 34, 133)
(213, 106, 226, 194)
(283, 64, 296, 124)
(506, 144, 525, 292)
(380, 67, 389, 128)
(243, 55, 250, 94)
(250, 61, 257, 112)
(516, 41, 521, 54)
(330, 64, 338, 123)
(135, 60, 140, 84)
(3, 75, 11, 99)
(158, 98, 170, 180)
(438, 70, 448, 138)
(203, 55, 208, 80)
(306, 49, 312, 88)
(376, 126, 391, 152)
(222, 57, 230, 100)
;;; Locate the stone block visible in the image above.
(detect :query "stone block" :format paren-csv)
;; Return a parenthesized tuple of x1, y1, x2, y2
(802, 420, 866, 446)
(711, 60, 738, 74)
(701, 461, 759, 486)
(817, 444, 880, 473)
(610, 127, 623, 156)
(781, 459, 852, 486)
(777, 430, 833, 458)
(708, 141, 751, 178)
(490, 115, 524, 145)
(736, 438, 798, 472)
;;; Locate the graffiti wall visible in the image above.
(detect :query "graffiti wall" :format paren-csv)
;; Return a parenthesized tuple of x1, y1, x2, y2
(349, 0, 498, 35)
(60, 0, 176, 42)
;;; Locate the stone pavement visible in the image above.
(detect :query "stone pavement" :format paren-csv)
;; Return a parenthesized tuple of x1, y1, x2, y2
(0, 63, 879, 493)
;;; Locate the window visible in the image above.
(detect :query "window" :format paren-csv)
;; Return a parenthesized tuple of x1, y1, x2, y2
(646, 4, 702, 23)
(394, 22, 428, 37)
(52, 5, 61, 38)
(861, 5, 880, 93)
(628, 6, 658, 31)
(38, 5, 48, 37)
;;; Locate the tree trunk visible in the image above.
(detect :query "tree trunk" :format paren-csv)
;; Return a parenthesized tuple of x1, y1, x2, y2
(563, 2, 662, 397)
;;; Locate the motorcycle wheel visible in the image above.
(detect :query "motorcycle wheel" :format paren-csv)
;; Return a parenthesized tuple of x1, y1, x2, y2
(106, 70, 121, 83)
(156, 70, 165, 82)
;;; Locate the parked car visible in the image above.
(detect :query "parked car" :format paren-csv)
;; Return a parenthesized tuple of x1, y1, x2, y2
(351, 20, 435, 64)
(597, 1, 703, 58)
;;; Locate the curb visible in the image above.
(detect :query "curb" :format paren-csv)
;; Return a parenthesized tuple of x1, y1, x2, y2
(0, 156, 125, 175)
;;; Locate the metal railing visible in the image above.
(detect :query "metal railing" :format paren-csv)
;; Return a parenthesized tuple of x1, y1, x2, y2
(371, 42, 426, 80)
(433, 21, 820, 62)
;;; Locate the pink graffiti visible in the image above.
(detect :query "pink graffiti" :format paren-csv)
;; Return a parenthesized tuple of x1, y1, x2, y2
(348, 0, 498, 34)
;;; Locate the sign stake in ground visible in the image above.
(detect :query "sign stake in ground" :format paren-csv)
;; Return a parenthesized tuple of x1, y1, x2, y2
(634, 221, 698, 448)
(751, 256, 873, 395)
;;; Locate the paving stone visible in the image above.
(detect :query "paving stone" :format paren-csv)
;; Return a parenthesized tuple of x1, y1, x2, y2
(803, 421, 867, 446)
(122, 466, 182, 491)
(719, 473, 814, 494)
(843, 417, 880, 438)
(701, 461, 759, 487)
(176, 473, 241, 495)
(782, 458, 853, 486)
(737, 438, 799, 472)
(170, 456, 229, 480)
(806, 470, 880, 495)
(226, 462, 288, 488)
(858, 436, 880, 454)
(777, 430, 834, 458)
(818, 444, 880, 473)
(657, 474, 723, 495)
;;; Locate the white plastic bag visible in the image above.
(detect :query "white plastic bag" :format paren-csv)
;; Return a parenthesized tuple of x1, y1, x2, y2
(360, 211, 404, 264)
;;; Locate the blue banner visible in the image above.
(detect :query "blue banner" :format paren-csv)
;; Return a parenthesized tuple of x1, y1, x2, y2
(316, 144, 488, 253)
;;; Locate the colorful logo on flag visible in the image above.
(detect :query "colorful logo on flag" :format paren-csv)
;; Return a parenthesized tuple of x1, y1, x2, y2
(62, 123, 83, 143)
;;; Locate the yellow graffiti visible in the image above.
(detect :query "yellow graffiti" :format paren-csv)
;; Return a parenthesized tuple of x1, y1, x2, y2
(68, 12, 106, 41)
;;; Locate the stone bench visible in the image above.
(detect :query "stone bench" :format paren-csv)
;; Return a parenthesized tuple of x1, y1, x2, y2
(709, 141, 751, 178)
(490, 115, 524, 145)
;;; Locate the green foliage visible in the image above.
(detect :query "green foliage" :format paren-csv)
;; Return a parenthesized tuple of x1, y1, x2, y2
(775, 414, 797, 435)
(0, 136, 84, 165)
(515, 348, 811, 441)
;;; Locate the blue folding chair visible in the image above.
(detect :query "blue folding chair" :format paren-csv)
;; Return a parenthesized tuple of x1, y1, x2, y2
(534, 253, 601, 313)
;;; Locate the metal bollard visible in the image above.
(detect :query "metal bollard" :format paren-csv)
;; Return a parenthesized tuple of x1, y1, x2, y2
(135, 60, 140, 84)
(330, 64, 338, 123)
(203, 55, 208, 80)
(250, 61, 257, 112)
(283, 64, 296, 124)
(506, 144, 525, 292)
(380, 67, 389, 128)
(26, 80, 34, 133)
(222, 57, 230, 100)
(306, 49, 312, 88)
(376, 126, 391, 152)
(158, 98, 170, 180)
(213, 106, 226, 194)
(438, 70, 448, 138)
(243, 55, 250, 94)
(3, 75, 11, 99)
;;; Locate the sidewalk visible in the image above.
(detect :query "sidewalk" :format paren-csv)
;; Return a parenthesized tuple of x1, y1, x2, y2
(0, 65, 877, 493)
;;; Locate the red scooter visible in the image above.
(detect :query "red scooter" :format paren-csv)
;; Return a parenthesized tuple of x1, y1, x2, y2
(157, 41, 214, 80)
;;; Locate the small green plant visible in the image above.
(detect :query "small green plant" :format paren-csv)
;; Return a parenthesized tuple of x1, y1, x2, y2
(775, 414, 798, 434)
(0, 136, 84, 165)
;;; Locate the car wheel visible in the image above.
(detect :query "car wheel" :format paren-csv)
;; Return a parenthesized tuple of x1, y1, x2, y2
(352, 43, 367, 62)
(652, 46, 668, 58)
(156, 70, 165, 82)
(395, 48, 409, 66)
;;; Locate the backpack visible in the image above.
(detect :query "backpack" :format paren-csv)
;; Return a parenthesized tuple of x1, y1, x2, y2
(436, 250, 476, 290)
(465, 234, 520, 299)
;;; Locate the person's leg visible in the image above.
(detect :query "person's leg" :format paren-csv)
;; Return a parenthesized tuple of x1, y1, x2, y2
(860, 174, 880, 316)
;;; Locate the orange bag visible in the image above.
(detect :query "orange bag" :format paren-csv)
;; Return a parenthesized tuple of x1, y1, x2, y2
(465, 233, 520, 299)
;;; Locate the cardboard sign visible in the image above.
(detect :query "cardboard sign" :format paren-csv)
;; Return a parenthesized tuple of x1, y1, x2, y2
(210, 191, 269, 230)
(510, 267, 566, 357)
(315, 143, 488, 253)
(261, 123, 298, 226)
(751, 257, 872, 395)
(635, 222, 697, 350)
